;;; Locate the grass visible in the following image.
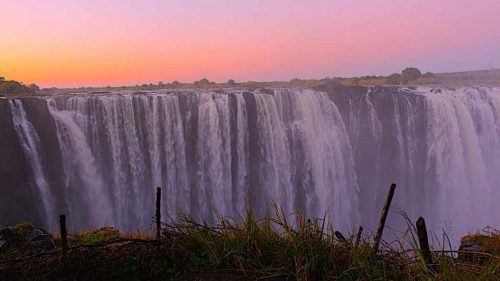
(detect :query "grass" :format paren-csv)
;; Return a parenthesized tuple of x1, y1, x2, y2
(15, 221, 33, 230)
(461, 228, 500, 256)
(163, 209, 499, 280)
(164, 210, 403, 280)
(69, 226, 121, 246)
(1, 209, 498, 280)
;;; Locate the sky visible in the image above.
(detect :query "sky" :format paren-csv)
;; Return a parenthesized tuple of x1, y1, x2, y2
(1, 0, 499, 88)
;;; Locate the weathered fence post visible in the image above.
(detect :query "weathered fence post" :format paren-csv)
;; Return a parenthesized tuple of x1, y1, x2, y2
(156, 187, 161, 240)
(416, 217, 433, 270)
(373, 183, 396, 255)
(355, 226, 363, 247)
(59, 214, 68, 256)
(334, 231, 348, 244)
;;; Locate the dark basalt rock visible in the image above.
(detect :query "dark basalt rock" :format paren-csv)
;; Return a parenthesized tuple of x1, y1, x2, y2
(24, 227, 55, 251)
(459, 240, 482, 252)
(458, 240, 484, 262)
(0, 224, 55, 256)
(0, 228, 14, 254)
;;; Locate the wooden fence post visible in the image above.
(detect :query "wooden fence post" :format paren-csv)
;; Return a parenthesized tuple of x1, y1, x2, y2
(355, 226, 363, 247)
(59, 214, 68, 256)
(156, 187, 161, 240)
(334, 231, 348, 244)
(373, 183, 396, 254)
(416, 217, 433, 270)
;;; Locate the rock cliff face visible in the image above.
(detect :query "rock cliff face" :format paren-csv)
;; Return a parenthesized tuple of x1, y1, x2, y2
(1, 86, 499, 243)
(0, 99, 38, 225)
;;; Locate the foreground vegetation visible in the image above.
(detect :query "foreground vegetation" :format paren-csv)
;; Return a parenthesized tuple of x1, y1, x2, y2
(1, 210, 498, 281)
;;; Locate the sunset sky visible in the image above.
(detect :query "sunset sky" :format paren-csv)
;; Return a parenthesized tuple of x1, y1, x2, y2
(1, 0, 499, 88)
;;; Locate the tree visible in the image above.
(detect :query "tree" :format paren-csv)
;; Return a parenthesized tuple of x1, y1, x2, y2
(401, 67, 422, 83)
(194, 78, 214, 88)
(0, 80, 35, 95)
(0, 76, 5, 83)
(227, 79, 235, 85)
(29, 84, 40, 91)
(170, 81, 182, 88)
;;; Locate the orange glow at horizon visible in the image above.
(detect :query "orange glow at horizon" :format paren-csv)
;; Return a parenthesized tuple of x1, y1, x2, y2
(1, 0, 499, 88)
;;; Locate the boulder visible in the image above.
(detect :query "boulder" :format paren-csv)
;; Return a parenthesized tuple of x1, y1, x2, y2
(0, 228, 14, 254)
(459, 232, 499, 262)
(458, 241, 483, 261)
(24, 226, 55, 251)
(0, 223, 55, 257)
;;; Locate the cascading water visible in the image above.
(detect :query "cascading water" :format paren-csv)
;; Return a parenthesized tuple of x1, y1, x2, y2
(2, 86, 499, 243)
(422, 88, 500, 233)
(47, 100, 114, 228)
(8, 100, 56, 229)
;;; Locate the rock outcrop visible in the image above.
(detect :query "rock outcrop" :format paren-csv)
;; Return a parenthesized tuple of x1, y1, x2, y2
(0, 223, 55, 257)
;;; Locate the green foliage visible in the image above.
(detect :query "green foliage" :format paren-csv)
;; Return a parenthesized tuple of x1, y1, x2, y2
(170, 80, 182, 88)
(69, 226, 120, 246)
(9, 221, 35, 240)
(16, 221, 34, 231)
(387, 73, 402, 84)
(461, 230, 500, 256)
(158, 210, 499, 280)
(381, 68, 439, 85)
(194, 78, 215, 88)
(0, 80, 38, 95)
(401, 67, 422, 83)
(112, 255, 141, 280)
(162, 209, 407, 280)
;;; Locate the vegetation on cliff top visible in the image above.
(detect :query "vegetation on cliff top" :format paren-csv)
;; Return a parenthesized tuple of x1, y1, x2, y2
(33, 68, 433, 95)
(4, 68, 500, 96)
(0, 76, 39, 96)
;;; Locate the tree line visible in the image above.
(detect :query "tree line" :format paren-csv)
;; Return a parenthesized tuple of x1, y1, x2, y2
(0, 76, 39, 95)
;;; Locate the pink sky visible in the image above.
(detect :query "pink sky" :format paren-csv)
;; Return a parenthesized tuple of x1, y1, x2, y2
(1, 0, 499, 88)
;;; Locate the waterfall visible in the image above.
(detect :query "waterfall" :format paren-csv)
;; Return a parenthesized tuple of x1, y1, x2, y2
(422, 88, 500, 234)
(8, 100, 55, 229)
(2, 87, 499, 243)
(47, 100, 114, 229)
